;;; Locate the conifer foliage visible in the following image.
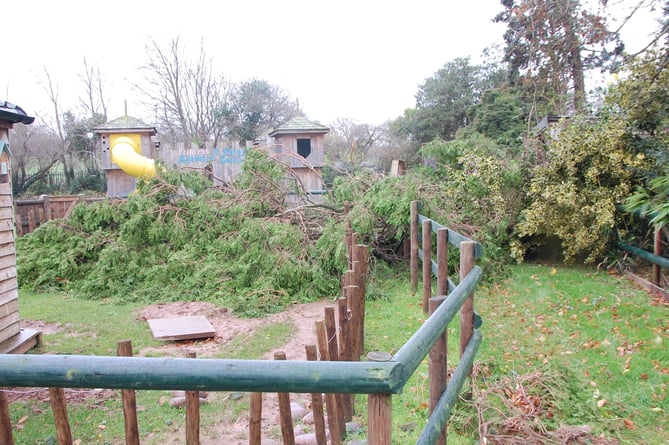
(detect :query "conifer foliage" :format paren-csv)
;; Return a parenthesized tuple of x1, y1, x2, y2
(17, 150, 341, 317)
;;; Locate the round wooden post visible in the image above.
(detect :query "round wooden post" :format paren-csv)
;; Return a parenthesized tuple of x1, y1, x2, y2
(345, 285, 361, 361)
(422, 219, 432, 313)
(274, 351, 296, 445)
(410, 201, 419, 294)
(437, 228, 449, 296)
(305, 345, 327, 445)
(346, 219, 353, 270)
(337, 296, 354, 420)
(117, 340, 140, 445)
(185, 351, 200, 445)
(0, 390, 14, 445)
(249, 392, 263, 445)
(354, 244, 368, 356)
(325, 307, 348, 427)
(315, 321, 343, 444)
(429, 296, 448, 445)
(367, 353, 392, 445)
(459, 241, 476, 359)
(48, 387, 72, 445)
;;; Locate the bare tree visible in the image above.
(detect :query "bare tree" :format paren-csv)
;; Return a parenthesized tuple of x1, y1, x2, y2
(326, 117, 381, 171)
(10, 122, 61, 196)
(137, 37, 232, 148)
(79, 57, 108, 120)
(42, 67, 74, 187)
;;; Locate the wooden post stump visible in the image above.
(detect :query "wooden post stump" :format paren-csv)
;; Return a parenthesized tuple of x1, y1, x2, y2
(117, 340, 140, 445)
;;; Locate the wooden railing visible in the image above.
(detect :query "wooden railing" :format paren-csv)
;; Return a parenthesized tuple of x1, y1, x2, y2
(0, 201, 483, 444)
(14, 194, 105, 236)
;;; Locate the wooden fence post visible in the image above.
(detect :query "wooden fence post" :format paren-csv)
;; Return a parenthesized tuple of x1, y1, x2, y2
(48, 387, 72, 445)
(27, 210, 35, 234)
(117, 340, 140, 445)
(185, 351, 200, 445)
(274, 351, 296, 445)
(249, 392, 263, 445)
(368, 394, 392, 445)
(354, 244, 368, 355)
(305, 345, 327, 445)
(325, 307, 348, 426)
(367, 353, 392, 445)
(410, 201, 419, 294)
(429, 296, 448, 445)
(345, 285, 361, 361)
(15, 214, 23, 237)
(459, 241, 476, 360)
(346, 219, 353, 271)
(40, 195, 50, 223)
(337, 296, 354, 420)
(437, 228, 449, 296)
(315, 321, 343, 444)
(422, 219, 432, 313)
(0, 390, 14, 445)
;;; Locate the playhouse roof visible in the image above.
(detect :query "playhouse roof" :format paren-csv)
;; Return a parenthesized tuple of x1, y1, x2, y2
(93, 114, 156, 135)
(0, 101, 34, 125)
(269, 116, 329, 137)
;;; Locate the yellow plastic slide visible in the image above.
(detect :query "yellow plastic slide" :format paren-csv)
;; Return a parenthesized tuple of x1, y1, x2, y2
(109, 135, 156, 179)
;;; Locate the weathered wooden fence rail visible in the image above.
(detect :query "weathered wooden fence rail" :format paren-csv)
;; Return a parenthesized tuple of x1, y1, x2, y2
(14, 194, 105, 236)
(0, 200, 483, 444)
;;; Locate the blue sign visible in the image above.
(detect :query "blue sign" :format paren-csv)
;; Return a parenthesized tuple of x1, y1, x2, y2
(177, 148, 246, 165)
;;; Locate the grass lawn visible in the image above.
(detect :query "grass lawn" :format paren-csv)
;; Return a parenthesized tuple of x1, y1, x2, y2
(365, 263, 668, 444)
(5, 263, 669, 444)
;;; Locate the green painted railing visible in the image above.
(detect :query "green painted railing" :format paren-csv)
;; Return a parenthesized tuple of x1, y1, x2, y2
(616, 240, 669, 269)
(0, 204, 484, 444)
(0, 267, 482, 396)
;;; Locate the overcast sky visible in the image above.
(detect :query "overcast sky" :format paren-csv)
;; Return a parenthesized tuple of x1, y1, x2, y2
(1, 0, 662, 127)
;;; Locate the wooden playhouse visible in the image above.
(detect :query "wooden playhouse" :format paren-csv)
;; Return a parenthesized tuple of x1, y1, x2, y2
(0, 101, 41, 353)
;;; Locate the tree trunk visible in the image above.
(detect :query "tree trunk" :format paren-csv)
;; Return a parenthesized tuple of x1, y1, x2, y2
(562, 0, 586, 112)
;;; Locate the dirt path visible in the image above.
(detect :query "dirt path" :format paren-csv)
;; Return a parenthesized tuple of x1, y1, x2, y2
(135, 299, 336, 444)
(17, 299, 336, 444)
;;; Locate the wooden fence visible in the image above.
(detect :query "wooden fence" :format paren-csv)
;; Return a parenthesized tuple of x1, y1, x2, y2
(14, 195, 105, 236)
(0, 200, 483, 444)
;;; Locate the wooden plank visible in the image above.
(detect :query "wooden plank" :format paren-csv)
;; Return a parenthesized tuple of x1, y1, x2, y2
(147, 316, 216, 341)
(0, 278, 17, 296)
(0, 207, 12, 220)
(0, 296, 18, 317)
(625, 272, 669, 303)
(0, 266, 17, 282)
(0, 183, 10, 196)
(0, 310, 20, 328)
(0, 329, 42, 354)
(0, 231, 13, 245)
(0, 253, 16, 270)
(0, 320, 20, 343)
(0, 243, 16, 258)
(0, 219, 12, 232)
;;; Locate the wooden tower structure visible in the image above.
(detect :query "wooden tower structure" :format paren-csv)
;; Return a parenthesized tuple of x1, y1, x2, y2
(0, 101, 41, 353)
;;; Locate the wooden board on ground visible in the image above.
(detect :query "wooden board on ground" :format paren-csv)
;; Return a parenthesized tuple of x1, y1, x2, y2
(147, 315, 216, 341)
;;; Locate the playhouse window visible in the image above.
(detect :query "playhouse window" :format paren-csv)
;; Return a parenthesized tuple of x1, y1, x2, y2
(297, 138, 311, 158)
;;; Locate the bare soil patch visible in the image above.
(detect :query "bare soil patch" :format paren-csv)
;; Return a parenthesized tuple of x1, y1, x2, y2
(15, 299, 335, 444)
